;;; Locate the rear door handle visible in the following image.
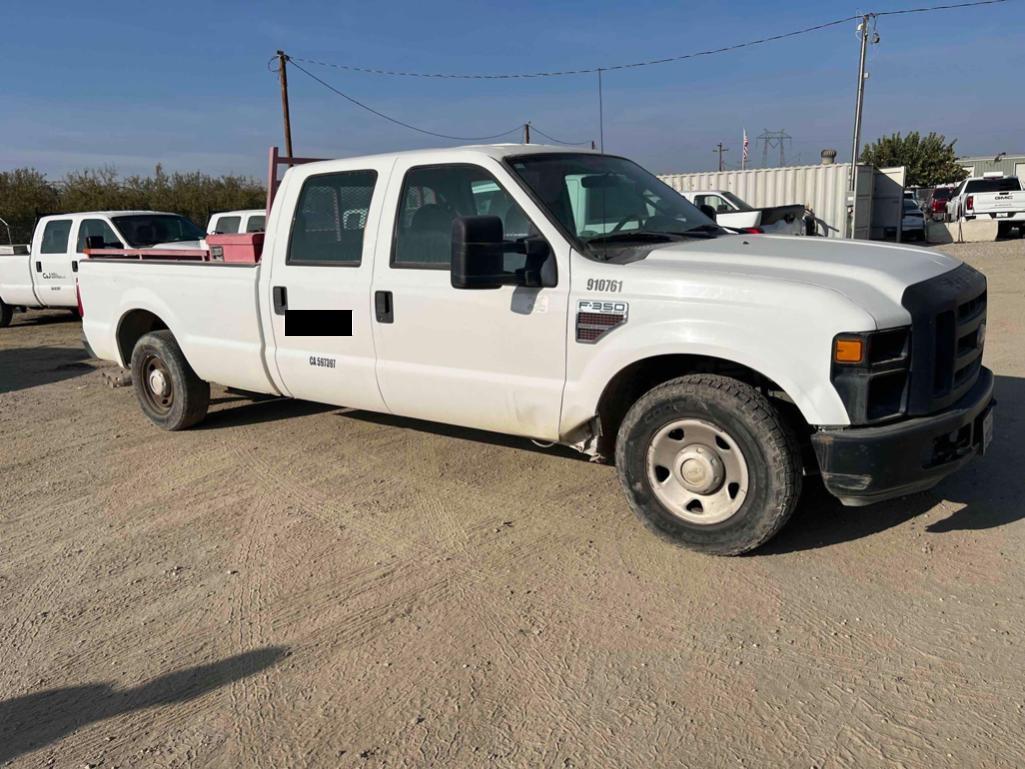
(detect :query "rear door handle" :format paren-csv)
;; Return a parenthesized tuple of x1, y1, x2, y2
(35, 261, 42, 273)
(375, 290, 393, 323)
(273, 286, 287, 315)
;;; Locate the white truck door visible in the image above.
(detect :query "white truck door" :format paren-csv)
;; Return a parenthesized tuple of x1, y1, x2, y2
(33, 217, 77, 307)
(264, 162, 390, 412)
(370, 159, 569, 441)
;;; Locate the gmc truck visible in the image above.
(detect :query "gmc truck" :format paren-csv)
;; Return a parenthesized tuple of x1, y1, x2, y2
(946, 174, 1024, 236)
(78, 145, 995, 555)
(0, 210, 206, 327)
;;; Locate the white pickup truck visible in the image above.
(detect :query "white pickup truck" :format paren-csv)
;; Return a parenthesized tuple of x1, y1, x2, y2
(0, 210, 206, 327)
(207, 209, 266, 234)
(946, 174, 1024, 234)
(679, 190, 806, 236)
(78, 145, 994, 555)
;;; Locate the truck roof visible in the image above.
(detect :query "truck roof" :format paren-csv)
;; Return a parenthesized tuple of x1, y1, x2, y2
(292, 143, 595, 175)
(38, 210, 179, 220)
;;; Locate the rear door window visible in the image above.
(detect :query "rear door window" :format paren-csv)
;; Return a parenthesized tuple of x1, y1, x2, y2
(245, 215, 266, 233)
(40, 219, 72, 254)
(287, 170, 378, 266)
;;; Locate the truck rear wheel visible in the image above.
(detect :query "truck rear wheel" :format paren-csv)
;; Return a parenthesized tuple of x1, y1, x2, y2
(0, 299, 12, 328)
(130, 330, 210, 430)
(615, 374, 802, 556)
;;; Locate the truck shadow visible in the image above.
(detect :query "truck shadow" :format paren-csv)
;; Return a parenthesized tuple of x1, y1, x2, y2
(0, 646, 286, 765)
(761, 373, 1025, 554)
(0, 347, 93, 395)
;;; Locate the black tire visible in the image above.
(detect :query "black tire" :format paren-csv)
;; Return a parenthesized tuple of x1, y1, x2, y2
(130, 330, 210, 430)
(0, 299, 12, 328)
(615, 374, 802, 556)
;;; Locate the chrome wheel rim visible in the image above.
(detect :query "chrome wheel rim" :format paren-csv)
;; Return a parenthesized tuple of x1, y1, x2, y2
(646, 418, 749, 524)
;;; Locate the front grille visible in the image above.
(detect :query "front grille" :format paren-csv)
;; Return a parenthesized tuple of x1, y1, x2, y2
(902, 264, 987, 416)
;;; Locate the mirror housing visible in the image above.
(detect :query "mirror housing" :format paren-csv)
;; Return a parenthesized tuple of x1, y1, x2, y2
(699, 204, 718, 221)
(451, 216, 557, 290)
(451, 215, 505, 289)
(84, 235, 106, 251)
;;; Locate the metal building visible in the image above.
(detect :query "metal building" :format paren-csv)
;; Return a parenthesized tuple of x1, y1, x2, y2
(958, 154, 1025, 179)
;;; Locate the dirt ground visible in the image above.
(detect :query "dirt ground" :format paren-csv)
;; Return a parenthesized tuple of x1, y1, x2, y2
(1, 239, 1024, 769)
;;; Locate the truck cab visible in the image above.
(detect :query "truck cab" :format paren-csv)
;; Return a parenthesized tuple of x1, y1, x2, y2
(0, 211, 205, 327)
(78, 145, 994, 555)
(207, 209, 266, 235)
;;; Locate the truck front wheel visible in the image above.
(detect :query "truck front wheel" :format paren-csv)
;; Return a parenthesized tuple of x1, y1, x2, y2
(615, 374, 802, 556)
(0, 299, 12, 328)
(130, 330, 210, 430)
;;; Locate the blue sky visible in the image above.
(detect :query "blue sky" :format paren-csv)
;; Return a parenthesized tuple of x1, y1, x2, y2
(3, 0, 1022, 179)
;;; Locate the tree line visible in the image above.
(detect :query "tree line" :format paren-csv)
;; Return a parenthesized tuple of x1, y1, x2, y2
(0, 165, 264, 244)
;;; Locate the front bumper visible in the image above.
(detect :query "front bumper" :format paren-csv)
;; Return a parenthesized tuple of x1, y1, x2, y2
(811, 367, 994, 506)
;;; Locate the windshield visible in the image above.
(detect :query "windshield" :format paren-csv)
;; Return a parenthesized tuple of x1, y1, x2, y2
(719, 191, 754, 211)
(506, 153, 720, 257)
(111, 214, 205, 247)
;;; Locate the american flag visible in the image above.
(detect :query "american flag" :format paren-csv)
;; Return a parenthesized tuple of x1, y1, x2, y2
(742, 129, 749, 169)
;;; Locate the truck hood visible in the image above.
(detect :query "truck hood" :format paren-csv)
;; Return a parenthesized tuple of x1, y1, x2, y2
(635, 234, 961, 327)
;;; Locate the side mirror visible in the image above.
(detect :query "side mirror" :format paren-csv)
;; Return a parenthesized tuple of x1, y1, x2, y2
(84, 235, 106, 252)
(699, 204, 718, 221)
(451, 215, 505, 290)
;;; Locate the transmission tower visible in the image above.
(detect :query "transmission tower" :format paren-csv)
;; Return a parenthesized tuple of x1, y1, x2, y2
(757, 129, 793, 167)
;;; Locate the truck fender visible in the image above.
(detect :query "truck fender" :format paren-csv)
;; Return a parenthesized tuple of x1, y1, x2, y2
(112, 290, 184, 368)
(560, 317, 852, 440)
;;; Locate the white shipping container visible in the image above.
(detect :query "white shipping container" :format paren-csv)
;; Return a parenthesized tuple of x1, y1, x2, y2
(659, 163, 871, 239)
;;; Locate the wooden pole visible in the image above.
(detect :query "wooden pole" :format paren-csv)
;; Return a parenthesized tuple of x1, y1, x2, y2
(276, 50, 294, 164)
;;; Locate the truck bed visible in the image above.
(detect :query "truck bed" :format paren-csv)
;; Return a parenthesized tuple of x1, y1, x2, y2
(79, 258, 278, 395)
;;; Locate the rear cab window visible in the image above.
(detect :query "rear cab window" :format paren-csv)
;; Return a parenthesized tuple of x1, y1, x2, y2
(213, 216, 241, 234)
(965, 178, 1022, 194)
(245, 214, 266, 233)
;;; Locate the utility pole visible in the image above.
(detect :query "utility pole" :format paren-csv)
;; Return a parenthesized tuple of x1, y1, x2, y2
(849, 15, 876, 192)
(713, 142, 729, 172)
(276, 50, 294, 163)
(523, 122, 531, 144)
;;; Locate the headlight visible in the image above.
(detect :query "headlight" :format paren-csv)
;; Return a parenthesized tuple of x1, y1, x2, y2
(831, 327, 911, 424)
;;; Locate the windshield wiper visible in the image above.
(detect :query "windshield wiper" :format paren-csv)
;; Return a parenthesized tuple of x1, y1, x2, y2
(585, 231, 686, 245)
(675, 224, 723, 238)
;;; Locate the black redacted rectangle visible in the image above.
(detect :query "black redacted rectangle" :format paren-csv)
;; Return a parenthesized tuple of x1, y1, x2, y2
(285, 310, 353, 336)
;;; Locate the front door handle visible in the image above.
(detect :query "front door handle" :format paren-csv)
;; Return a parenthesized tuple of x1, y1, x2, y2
(375, 290, 393, 323)
(272, 286, 287, 315)
(35, 261, 42, 273)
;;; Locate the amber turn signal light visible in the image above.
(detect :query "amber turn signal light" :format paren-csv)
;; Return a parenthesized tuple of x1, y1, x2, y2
(834, 338, 865, 364)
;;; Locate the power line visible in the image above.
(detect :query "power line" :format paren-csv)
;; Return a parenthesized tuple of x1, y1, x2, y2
(286, 58, 524, 142)
(528, 126, 592, 146)
(285, 0, 1010, 80)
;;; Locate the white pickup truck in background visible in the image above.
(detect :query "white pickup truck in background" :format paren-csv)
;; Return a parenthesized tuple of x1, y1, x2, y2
(679, 190, 807, 236)
(79, 144, 994, 555)
(207, 209, 266, 234)
(0, 210, 206, 327)
(946, 174, 1024, 235)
